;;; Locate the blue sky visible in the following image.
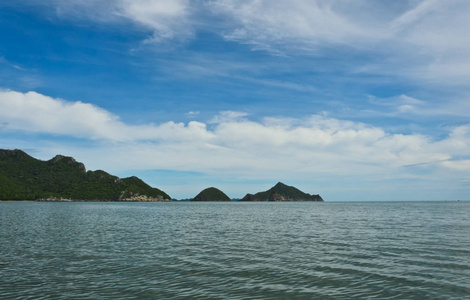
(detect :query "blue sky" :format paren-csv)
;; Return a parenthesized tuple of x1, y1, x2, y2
(1, 0, 469, 200)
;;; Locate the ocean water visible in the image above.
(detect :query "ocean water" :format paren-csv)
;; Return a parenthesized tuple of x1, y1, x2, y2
(0, 201, 469, 299)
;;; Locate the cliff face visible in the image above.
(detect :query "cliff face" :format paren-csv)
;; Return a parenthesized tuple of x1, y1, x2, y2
(191, 187, 231, 201)
(240, 182, 323, 202)
(0, 149, 171, 201)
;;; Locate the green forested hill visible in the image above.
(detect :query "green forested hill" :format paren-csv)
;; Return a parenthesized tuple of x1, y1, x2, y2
(191, 187, 231, 201)
(240, 182, 323, 201)
(0, 149, 170, 201)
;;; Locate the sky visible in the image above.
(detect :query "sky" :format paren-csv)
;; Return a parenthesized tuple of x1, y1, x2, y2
(0, 0, 469, 201)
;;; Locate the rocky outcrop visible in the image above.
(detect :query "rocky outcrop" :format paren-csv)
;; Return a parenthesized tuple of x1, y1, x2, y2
(119, 191, 171, 202)
(36, 197, 73, 202)
(50, 155, 86, 172)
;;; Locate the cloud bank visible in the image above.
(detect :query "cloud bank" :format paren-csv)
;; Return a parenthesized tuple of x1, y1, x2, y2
(1, 90, 469, 180)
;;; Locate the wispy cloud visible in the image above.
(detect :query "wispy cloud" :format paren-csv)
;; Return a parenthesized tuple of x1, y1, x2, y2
(119, 0, 192, 43)
(209, 111, 248, 124)
(390, 0, 441, 32)
(208, 0, 470, 86)
(36, 0, 192, 43)
(209, 0, 370, 52)
(367, 94, 470, 118)
(0, 56, 23, 70)
(20, 1, 470, 86)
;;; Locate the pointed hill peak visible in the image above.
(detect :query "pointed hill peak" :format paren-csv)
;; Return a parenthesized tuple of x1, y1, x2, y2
(240, 182, 323, 202)
(270, 182, 299, 192)
(191, 187, 231, 202)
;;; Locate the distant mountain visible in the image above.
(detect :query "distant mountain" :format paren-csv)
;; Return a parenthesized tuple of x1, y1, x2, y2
(0, 149, 171, 201)
(240, 182, 323, 202)
(191, 187, 231, 201)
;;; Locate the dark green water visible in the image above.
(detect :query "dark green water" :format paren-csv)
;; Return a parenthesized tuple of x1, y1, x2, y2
(1, 201, 469, 299)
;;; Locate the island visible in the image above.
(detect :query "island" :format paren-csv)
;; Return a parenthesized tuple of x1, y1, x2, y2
(1, 149, 325, 202)
(0, 149, 171, 201)
(240, 182, 323, 202)
(191, 187, 231, 201)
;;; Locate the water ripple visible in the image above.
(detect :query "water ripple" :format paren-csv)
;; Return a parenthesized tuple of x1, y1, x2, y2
(1, 201, 469, 299)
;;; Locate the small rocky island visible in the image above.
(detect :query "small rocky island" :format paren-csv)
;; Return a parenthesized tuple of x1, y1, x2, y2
(0, 149, 171, 201)
(191, 187, 231, 202)
(240, 182, 323, 202)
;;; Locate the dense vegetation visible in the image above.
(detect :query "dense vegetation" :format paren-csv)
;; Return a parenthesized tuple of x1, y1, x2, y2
(240, 182, 323, 201)
(191, 187, 231, 201)
(0, 149, 170, 201)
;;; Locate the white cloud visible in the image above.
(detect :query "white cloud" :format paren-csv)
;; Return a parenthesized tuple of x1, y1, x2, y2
(25, 1, 470, 84)
(118, 0, 191, 42)
(367, 94, 470, 117)
(389, 1, 470, 84)
(390, 0, 441, 32)
(370, 94, 425, 107)
(0, 90, 212, 142)
(44, 0, 191, 42)
(209, 0, 370, 52)
(208, 0, 470, 84)
(209, 111, 248, 123)
(0, 56, 23, 70)
(368, 94, 426, 115)
(441, 160, 470, 171)
(1, 90, 469, 181)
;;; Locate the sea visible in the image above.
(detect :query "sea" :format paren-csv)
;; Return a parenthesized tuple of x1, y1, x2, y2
(0, 201, 469, 299)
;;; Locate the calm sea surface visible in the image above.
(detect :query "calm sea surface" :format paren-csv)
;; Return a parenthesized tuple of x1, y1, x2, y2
(1, 201, 469, 299)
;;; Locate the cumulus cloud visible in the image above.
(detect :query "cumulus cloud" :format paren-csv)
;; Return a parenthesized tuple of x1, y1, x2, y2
(1, 90, 469, 180)
(0, 90, 212, 142)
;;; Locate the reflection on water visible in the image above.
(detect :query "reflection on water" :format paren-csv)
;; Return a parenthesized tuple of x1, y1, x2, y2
(1, 201, 469, 299)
